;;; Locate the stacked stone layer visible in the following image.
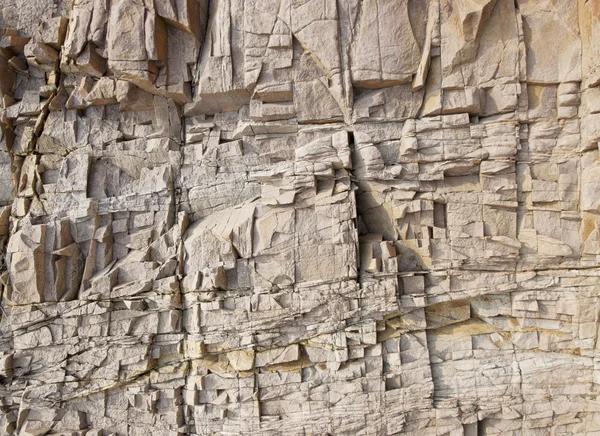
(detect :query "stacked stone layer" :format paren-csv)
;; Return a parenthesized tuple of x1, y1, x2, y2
(0, 0, 600, 435)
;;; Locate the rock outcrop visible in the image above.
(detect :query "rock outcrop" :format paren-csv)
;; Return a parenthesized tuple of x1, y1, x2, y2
(0, 0, 600, 435)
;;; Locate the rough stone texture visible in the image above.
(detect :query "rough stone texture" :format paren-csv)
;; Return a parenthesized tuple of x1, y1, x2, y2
(0, 1, 599, 435)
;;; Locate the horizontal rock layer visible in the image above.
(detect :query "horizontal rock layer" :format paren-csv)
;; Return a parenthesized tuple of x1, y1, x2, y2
(0, 0, 600, 435)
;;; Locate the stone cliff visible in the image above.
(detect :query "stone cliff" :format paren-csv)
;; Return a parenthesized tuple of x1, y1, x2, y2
(0, 0, 599, 435)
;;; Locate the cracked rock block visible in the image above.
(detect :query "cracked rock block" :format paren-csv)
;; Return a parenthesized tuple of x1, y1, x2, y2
(1, 1, 600, 435)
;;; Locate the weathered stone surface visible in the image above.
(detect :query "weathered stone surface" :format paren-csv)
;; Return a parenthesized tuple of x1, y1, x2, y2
(0, 1, 600, 435)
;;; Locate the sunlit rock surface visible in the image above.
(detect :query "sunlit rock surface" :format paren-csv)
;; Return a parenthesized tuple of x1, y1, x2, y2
(0, 0, 600, 434)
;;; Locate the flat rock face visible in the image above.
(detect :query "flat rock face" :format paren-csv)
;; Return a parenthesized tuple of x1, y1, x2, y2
(0, 1, 599, 435)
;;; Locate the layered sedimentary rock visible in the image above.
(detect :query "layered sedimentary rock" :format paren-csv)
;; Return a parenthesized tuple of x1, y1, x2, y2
(0, 0, 600, 435)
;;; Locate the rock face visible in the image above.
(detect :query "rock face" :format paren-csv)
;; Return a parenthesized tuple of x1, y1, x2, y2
(0, 0, 599, 435)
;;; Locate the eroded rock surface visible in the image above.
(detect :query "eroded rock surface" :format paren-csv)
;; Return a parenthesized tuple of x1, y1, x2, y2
(0, 0, 600, 435)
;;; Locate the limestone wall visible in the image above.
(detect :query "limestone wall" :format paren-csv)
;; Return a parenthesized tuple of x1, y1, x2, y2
(0, 0, 599, 434)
